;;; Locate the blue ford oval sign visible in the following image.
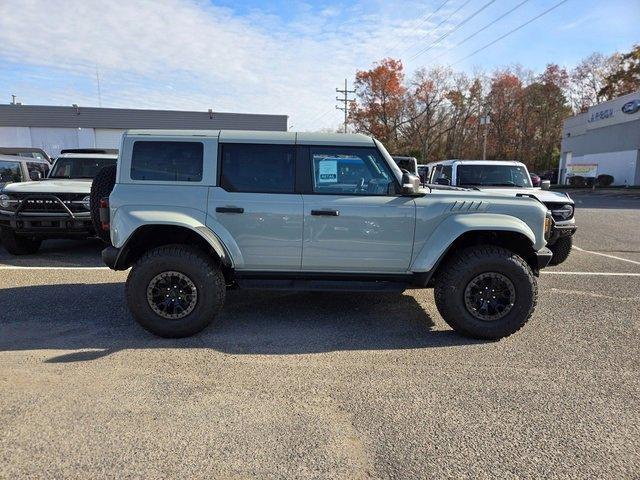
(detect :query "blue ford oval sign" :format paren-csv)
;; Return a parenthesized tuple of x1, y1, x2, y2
(622, 99, 640, 114)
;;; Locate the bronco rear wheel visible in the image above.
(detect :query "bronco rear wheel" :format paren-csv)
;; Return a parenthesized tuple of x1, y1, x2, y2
(90, 164, 117, 243)
(125, 245, 225, 338)
(434, 245, 537, 340)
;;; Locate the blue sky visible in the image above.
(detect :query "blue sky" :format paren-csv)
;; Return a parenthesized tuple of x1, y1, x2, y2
(0, 0, 638, 130)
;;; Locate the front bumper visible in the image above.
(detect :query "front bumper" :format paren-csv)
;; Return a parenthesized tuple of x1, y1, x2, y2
(535, 247, 553, 269)
(548, 223, 577, 245)
(0, 210, 94, 238)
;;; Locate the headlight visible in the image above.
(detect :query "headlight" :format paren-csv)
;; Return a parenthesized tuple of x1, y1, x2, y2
(0, 194, 11, 209)
(552, 204, 574, 220)
(81, 195, 91, 209)
(544, 213, 553, 240)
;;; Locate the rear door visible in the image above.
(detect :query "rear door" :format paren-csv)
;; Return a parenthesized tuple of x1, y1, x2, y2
(208, 142, 303, 271)
(300, 145, 415, 273)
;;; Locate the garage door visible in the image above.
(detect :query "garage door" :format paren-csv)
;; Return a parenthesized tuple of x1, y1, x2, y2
(95, 129, 125, 149)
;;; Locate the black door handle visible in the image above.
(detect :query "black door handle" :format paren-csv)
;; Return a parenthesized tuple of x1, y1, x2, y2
(216, 207, 244, 214)
(311, 209, 339, 216)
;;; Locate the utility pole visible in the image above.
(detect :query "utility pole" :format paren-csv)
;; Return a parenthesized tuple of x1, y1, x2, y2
(336, 79, 355, 133)
(10, 94, 16, 105)
(480, 114, 491, 160)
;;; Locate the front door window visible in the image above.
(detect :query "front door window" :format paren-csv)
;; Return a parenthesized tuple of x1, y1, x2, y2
(310, 147, 394, 195)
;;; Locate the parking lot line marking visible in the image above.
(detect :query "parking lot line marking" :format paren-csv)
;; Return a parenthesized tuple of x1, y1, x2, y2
(573, 246, 640, 265)
(542, 271, 640, 277)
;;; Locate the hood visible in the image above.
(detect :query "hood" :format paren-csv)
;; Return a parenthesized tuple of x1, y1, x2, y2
(2, 179, 92, 194)
(475, 187, 573, 204)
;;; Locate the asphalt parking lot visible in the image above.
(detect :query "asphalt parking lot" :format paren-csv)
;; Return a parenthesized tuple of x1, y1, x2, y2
(1, 191, 639, 479)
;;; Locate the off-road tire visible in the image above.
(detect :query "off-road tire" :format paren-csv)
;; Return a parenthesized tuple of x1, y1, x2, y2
(126, 245, 225, 338)
(434, 245, 537, 340)
(548, 236, 572, 266)
(90, 164, 117, 243)
(0, 229, 42, 255)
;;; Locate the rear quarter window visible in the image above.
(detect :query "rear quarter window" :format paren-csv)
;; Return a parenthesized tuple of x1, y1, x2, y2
(131, 141, 203, 182)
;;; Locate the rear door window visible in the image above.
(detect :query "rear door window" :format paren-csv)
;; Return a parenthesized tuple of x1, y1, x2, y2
(219, 144, 295, 193)
(131, 141, 203, 182)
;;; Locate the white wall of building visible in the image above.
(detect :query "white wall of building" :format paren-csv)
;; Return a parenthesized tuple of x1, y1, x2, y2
(0, 126, 124, 156)
(568, 149, 638, 186)
(95, 129, 125, 149)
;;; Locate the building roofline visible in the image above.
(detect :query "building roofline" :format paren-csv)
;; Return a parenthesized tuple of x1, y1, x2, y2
(0, 104, 288, 131)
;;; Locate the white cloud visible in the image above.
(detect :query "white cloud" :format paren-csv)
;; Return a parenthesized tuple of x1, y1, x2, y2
(0, 0, 480, 129)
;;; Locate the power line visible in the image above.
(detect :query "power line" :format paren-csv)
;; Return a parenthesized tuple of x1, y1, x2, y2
(398, 0, 472, 58)
(300, 106, 336, 131)
(450, 0, 569, 66)
(384, 0, 451, 56)
(408, 0, 497, 61)
(336, 79, 356, 133)
(428, 0, 532, 64)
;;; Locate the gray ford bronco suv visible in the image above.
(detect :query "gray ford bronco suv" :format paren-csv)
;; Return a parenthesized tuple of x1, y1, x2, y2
(98, 130, 553, 340)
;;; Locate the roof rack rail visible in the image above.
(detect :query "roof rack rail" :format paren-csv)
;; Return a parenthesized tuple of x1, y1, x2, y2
(59, 148, 118, 154)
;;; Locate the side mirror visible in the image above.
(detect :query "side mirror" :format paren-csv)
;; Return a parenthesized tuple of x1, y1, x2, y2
(541, 180, 551, 190)
(29, 171, 42, 181)
(435, 177, 451, 186)
(401, 171, 421, 195)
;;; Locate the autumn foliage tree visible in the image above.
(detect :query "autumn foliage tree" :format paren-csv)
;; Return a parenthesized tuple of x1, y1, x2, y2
(599, 44, 640, 99)
(347, 45, 636, 171)
(349, 58, 407, 151)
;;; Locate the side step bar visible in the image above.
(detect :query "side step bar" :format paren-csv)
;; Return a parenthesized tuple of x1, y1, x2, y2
(235, 278, 408, 292)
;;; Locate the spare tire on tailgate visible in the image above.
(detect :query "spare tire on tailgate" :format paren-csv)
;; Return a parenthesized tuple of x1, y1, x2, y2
(90, 164, 117, 243)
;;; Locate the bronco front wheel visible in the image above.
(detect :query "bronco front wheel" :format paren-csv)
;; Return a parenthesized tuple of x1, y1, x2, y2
(434, 245, 537, 340)
(126, 245, 225, 338)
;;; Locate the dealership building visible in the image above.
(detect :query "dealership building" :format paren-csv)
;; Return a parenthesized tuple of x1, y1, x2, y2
(0, 104, 288, 156)
(560, 90, 640, 186)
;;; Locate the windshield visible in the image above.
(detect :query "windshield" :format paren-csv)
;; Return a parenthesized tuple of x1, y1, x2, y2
(49, 157, 116, 179)
(456, 164, 532, 188)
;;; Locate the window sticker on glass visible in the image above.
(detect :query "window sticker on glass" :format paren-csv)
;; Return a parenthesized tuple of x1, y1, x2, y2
(318, 158, 338, 183)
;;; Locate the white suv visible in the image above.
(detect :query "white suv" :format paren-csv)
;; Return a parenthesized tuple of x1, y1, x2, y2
(426, 160, 576, 265)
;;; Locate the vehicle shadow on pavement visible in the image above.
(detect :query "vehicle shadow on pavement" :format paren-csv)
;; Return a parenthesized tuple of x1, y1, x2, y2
(0, 239, 105, 267)
(0, 283, 485, 362)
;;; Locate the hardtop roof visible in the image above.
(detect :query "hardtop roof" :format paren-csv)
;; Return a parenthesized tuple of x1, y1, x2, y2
(425, 159, 526, 167)
(124, 129, 375, 146)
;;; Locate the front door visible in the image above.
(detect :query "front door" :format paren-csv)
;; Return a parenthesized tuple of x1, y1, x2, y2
(208, 143, 303, 271)
(301, 146, 415, 273)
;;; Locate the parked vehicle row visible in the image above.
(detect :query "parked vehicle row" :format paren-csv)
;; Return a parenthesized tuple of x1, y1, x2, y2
(0, 149, 117, 254)
(2, 139, 577, 342)
(0, 154, 50, 188)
